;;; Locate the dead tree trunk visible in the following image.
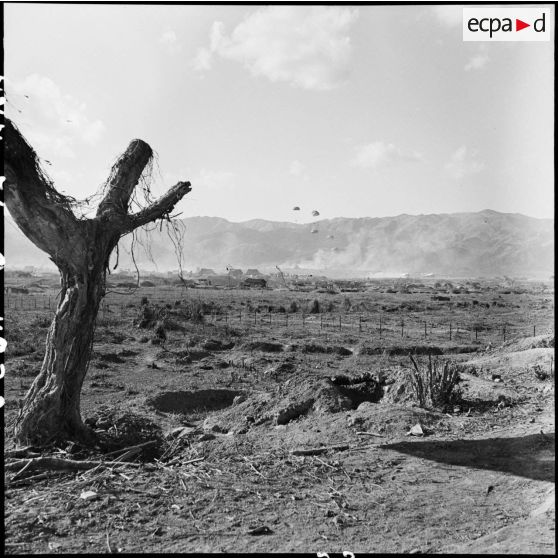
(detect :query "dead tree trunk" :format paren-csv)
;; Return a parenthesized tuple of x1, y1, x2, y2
(4, 118, 191, 445)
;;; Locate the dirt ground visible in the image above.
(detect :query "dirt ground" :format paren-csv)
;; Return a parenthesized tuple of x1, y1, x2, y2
(4, 283, 555, 554)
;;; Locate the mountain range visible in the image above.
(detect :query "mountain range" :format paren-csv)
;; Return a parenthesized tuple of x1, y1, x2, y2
(4, 210, 554, 278)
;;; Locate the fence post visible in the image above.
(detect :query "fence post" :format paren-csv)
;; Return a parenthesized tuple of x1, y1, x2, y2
(339, 315, 342, 330)
(503, 326, 506, 342)
(401, 320, 404, 338)
(533, 325, 536, 337)
(359, 315, 362, 332)
(320, 315, 323, 330)
(449, 322, 452, 341)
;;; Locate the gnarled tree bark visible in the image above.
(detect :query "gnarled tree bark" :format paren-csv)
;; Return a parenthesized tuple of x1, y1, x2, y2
(4, 118, 192, 445)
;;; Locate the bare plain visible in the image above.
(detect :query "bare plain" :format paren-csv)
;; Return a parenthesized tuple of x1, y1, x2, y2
(4, 275, 555, 554)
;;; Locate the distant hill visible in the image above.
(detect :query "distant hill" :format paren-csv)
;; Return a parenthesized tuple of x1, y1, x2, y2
(4, 210, 554, 278)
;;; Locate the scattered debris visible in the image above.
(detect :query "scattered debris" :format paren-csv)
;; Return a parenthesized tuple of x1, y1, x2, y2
(407, 423, 425, 437)
(247, 525, 273, 536)
(291, 444, 350, 456)
(533, 364, 549, 381)
(356, 431, 384, 438)
(233, 395, 247, 406)
(80, 490, 98, 501)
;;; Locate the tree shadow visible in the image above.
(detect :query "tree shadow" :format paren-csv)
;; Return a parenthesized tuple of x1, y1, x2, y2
(380, 432, 555, 482)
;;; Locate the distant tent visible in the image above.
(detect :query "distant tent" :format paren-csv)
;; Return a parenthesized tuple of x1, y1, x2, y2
(311, 229, 319, 234)
(293, 206, 300, 211)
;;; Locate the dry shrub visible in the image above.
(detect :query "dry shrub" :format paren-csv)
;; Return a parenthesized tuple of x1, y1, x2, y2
(136, 305, 157, 328)
(182, 299, 205, 323)
(10, 340, 37, 357)
(30, 315, 51, 329)
(308, 299, 320, 314)
(154, 321, 167, 341)
(408, 355, 462, 409)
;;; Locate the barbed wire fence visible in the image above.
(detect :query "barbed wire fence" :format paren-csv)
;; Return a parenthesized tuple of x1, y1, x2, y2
(6, 287, 554, 347)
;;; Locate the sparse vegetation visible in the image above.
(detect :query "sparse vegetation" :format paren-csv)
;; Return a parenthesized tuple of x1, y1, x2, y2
(408, 355, 462, 409)
(3, 277, 554, 554)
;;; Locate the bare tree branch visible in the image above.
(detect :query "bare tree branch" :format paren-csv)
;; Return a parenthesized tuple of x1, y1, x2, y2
(3, 119, 85, 263)
(96, 139, 153, 218)
(125, 181, 192, 231)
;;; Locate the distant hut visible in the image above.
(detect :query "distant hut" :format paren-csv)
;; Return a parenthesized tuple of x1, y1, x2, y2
(210, 274, 237, 287)
(241, 277, 267, 289)
(5, 286, 29, 295)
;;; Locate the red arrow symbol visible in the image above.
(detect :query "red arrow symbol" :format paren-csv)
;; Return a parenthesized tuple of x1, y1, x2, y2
(516, 19, 530, 31)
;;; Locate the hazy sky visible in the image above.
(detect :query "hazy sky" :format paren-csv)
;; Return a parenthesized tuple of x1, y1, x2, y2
(4, 3, 554, 223)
